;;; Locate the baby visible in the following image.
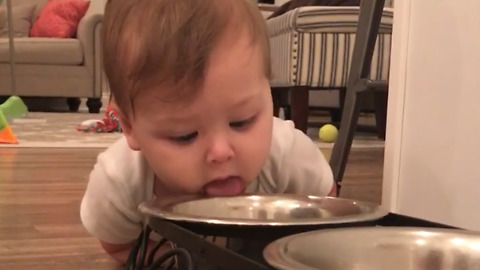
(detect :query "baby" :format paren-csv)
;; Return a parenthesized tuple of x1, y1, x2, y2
(80, 0, 336, 264)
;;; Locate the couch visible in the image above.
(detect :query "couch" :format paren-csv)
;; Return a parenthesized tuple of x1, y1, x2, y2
(0, 0, 105, 113)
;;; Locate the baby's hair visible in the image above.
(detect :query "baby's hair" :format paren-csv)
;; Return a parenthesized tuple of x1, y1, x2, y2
(102, 0, 271, 116)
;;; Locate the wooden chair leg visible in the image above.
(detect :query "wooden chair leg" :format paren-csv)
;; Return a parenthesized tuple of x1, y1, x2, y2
(290, 86, 309, 133)
(284, 104, 291, 120)
(271, 88, 281, 117)
(330, 88, 347, 124)
(373, 90, 388, 140)
(271, 87, 290, 118)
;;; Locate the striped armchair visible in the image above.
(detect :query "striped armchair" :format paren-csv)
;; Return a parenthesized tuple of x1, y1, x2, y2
(266, 5, 394, 133)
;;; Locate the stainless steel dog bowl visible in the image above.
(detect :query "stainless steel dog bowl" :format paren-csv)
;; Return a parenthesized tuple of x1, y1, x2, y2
(138, 194, 388, 226)
(264, 227, 480, 270)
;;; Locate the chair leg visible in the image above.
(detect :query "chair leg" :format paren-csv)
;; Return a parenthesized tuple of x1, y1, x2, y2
(290, 86, 309, 133)
(271, 89, 281, 117)
(284, 104, 292, 120)
(271, 87, 290, 118)
(329, 88, 346, 124)
(373, 90, 388, 140)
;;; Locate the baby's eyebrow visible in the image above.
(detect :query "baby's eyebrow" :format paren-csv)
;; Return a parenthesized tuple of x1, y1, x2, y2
(153, 114, 197, 125)
(147, 92, 261, 125)
(228, 92, 263, 111)
(232, 95, 257, 109)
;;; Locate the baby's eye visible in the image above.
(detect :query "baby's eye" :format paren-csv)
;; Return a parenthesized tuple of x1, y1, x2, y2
(169, 132, 198, 144)
(230, 116, 255, 129)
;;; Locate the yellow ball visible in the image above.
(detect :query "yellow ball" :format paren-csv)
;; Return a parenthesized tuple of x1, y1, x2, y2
(318, 124, 338, 143)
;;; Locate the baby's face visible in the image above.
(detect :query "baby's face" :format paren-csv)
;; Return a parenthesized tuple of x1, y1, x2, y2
(123, 31, 273, 197)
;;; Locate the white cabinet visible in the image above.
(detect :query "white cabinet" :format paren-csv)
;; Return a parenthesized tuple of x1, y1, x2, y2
(383, 0, 480, 230)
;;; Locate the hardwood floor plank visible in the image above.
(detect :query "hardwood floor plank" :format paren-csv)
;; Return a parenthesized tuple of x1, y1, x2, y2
(0, 148, 120, 270)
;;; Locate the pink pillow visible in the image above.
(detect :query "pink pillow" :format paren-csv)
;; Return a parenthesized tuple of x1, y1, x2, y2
(30, 0, 90, 38)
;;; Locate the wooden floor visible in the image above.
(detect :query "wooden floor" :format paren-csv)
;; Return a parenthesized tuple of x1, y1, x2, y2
(0, 147, 384, 269)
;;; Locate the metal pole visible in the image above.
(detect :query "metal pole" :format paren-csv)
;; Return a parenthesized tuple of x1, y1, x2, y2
(6, 0, 17, 94)
(329, 0, 386, 185)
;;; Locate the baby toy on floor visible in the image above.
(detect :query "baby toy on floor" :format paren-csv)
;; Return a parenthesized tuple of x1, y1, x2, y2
(0, 96, 29, 119)
(0, 109, 18, 144)
(76, 104, 122, 133)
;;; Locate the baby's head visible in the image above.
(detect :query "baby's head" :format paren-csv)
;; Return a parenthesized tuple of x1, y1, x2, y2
(103, 0, 273, 196)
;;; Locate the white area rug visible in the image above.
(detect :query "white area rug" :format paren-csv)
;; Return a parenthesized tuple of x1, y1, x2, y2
(3, 112, 123, 148)
(0, 95, 384, 150)
(1, 104, 384, 149)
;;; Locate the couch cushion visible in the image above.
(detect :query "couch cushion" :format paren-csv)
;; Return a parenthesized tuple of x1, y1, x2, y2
(0, 37, 83, 65)
(0, 0, 84, 21)
(0, 4, 37, 38)
(30, 0, 90, 38)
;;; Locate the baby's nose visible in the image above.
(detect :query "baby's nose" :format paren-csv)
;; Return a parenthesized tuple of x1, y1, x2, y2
(206, 137, 234, 163)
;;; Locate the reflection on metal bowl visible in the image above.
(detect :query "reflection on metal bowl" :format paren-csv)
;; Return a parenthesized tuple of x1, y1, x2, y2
(264, 227, 480, 270)
(138, 194, 388, 226)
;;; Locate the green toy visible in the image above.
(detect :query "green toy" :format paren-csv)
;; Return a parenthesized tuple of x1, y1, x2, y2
(0, 96, 28, 119)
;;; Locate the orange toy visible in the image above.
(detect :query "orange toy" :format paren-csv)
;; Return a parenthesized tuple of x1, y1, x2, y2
(0, 110, 18, 144)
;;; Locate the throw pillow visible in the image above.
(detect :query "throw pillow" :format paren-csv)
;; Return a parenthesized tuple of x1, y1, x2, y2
(30, 0, 90, 38)
(0, 4, 37, 38)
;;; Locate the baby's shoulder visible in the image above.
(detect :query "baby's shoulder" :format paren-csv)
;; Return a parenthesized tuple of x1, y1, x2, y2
(269, 117, 298, 156)
(98, 136, 139, 166)
(94, 136, 151, 188)
(252, 118, 298, 193)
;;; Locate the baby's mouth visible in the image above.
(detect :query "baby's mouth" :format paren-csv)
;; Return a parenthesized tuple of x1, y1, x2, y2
(203, 176, 245, 197)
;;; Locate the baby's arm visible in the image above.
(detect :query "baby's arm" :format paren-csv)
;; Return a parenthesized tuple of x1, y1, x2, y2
(80, 158, 139, 263)
(269, 118, 336, 196)
(100, 241, 136, 263)
(80, 146, 168, 264)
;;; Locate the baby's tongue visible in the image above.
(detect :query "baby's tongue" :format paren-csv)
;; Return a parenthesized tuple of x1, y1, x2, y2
(204, 177, 244, 196)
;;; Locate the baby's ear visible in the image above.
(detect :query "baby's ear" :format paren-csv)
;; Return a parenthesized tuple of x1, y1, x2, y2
(114, 106, 141, 151)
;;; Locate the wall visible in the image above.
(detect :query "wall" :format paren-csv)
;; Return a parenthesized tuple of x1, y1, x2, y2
(383, 0, 480, 230)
